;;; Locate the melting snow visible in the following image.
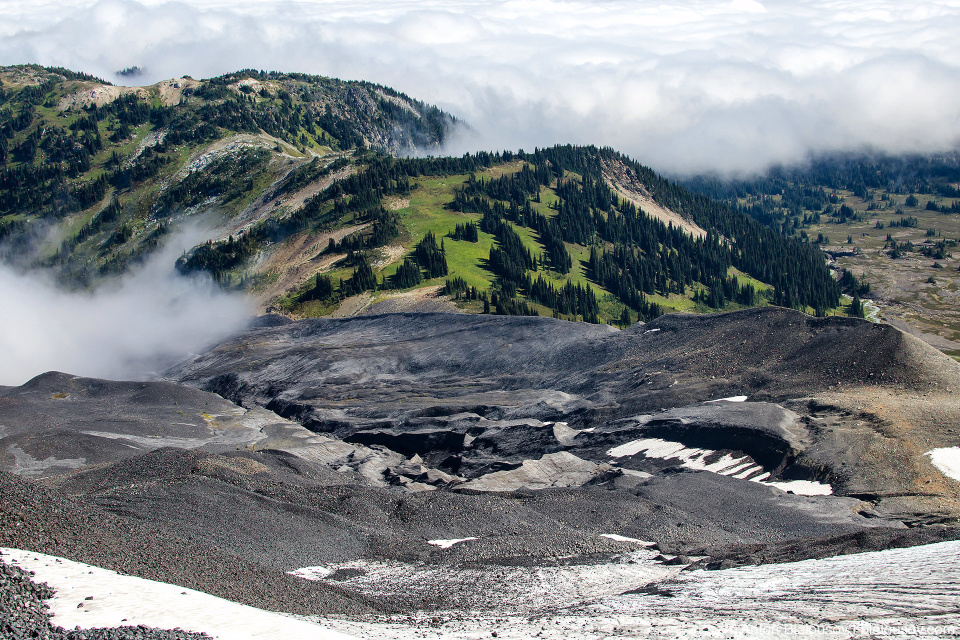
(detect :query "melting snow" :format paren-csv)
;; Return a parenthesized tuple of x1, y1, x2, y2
(600, 534, 655, 546)
(707, 395, 748, 402)
(764, 480, 833, 496)
(606, 437, 832, 495)
(0, 548, 355, 640)
(6, 542, 960, 640)
(427, 537, 477, 549)
(927, 447, 960, 483)
(287, 566, 333, 581)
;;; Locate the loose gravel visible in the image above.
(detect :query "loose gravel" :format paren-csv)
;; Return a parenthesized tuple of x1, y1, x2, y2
(0, 468, 386, 617)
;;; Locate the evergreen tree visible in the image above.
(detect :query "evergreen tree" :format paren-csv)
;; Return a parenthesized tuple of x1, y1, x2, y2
(848, 294, 865, 318)
(348, 254, 377, 293)
(414, 231, 448, 278)
(392, 258, 423, 289)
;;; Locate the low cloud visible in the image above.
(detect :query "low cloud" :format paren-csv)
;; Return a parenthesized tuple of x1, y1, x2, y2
(0, 227, 253, 386)
(2, 0, 959, 174)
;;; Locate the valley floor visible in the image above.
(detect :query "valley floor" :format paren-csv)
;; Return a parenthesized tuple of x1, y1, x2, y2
(5, 541, 960, 640)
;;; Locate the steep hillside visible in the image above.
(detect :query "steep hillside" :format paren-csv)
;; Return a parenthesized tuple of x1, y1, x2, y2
(0, 66, 851, 326)
(0, 64, 456, 283)
(177, 146, 844, 326)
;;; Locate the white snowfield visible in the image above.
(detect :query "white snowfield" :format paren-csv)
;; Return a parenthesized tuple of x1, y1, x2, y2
(599, 533, 655, 545)
(320, 541, 960, 640)
(0, 548, 356, 640)
(287, 565, 332, 581)
(928, 447, 960, 483)
(427, 538, 477, 549)
(606, 437, 833, 495)
(5, 542, 960, 640)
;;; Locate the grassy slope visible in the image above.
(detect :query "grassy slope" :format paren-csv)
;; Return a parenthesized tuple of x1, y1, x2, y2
(0, 66, 854, 327)
(283, 162, 807, 324)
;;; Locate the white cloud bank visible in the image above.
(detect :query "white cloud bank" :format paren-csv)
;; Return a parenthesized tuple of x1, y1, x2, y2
(2, 0, 960, 174)
(0, 228, 253, 386)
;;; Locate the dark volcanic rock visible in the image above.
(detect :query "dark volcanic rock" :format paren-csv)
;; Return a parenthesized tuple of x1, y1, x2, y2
(45, 447, 883, 572)
(169, 309, 959, 429)
(165, 309, 960, 519)
(3, 308, 958, 616)
(0, 372, 265, 477)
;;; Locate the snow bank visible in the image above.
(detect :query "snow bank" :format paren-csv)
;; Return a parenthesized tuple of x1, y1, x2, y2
(707, 395, 748, 403)
(928, 447, 960, 483)
(606, 437, 833, 495)
(427, 538, 477, 549)
(7, 541, 960, 640)
(287, 566, 333, 581)
(316, 541, 960, 640)
(600, 534, 655, 546)
(606, 437, 764, 477)
(0, 548, 357, 640)
(764, 480, 834, 496)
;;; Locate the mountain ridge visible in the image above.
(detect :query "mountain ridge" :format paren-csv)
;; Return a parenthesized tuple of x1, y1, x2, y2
(2, 65, 848, 328)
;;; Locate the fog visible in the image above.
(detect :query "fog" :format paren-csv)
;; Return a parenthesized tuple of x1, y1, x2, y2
(0, 227, 254, 386)
(2, 0, 960, 174)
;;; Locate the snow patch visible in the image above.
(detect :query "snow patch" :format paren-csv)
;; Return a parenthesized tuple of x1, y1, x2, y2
(606, 437, 832, 495)
(764, 480, 834, 496)
(427, 537, 477, 549)
(0, 548, 356, 640)
(618, 468, 653, 478)
(600, 534, 655, 546)
(928, 447, 960, 483)
(707, 395, 748, 402)
(287, 566, 333, 581)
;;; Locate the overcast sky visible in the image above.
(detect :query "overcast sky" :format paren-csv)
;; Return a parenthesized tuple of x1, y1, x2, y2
(2, 0, 959, 174)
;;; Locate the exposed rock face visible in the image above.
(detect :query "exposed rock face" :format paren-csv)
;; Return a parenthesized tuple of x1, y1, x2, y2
(0, 372, 294, 477)
(458, 452, 613, 491)
(167, 308, 960, 520)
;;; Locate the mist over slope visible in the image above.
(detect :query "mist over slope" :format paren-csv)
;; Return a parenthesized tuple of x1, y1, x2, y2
(0, 67, 851, 354)
(0, 227, 252, 385)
